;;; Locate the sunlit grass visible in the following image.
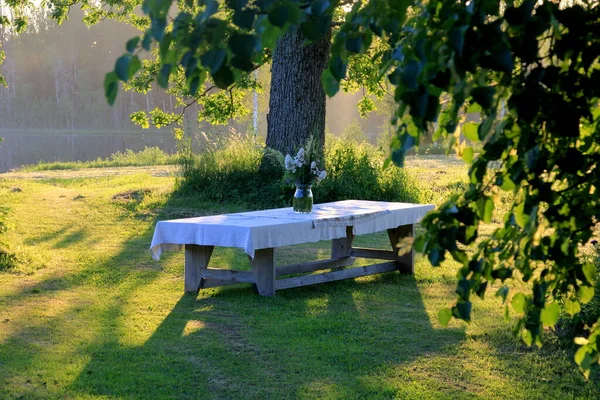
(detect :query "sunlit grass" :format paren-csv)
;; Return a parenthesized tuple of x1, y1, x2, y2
(0, 160, 598, 398)
(19, 147, 180, 172)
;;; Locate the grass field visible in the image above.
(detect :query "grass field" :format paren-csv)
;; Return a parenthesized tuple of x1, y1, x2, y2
(0, 156, 598, 399)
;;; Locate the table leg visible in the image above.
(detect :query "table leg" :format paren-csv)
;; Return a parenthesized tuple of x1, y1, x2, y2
(331, 226, 354, 258)
(251, 248, 275, 296)
(387, 224, 414, 274)
(185, 244, 214, 293)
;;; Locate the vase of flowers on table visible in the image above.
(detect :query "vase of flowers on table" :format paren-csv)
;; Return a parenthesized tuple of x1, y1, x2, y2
(279, 136, 327, 213)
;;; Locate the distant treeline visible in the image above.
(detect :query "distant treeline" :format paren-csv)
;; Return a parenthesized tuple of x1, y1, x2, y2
(0, 8, 178, 131)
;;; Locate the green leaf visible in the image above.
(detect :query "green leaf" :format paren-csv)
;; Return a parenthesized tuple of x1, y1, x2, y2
(142, 32, 152, 50)
(345, 34, 364, 54)
(565, 299, 581, 316)
(201, 49, 227, 74)
(579, 286, 595, 304)
(500, 177, 516, 191)
(115, 55, 132, 82)
(455, 302, 472, 321)
(582, 263, 596, 285)
(382, 157, 391, 170)
(496, 286, 509, 303)
(128, 56, 142, 80)
(521, 329, 533, 346)
(151, 17, 167, 41)
(268, 1, 299, 28)
(492, 47, 514, 73)
(511, 293, 527, 313)
(574, 345, 589, 365)
(157, 64, 172, 88)
(477, 197, 494, 224)
(311, 0, 330, 15)
(427, 246, 444, 266)
(261, 25, 282, 49)
(540, 302, 560, 326)
(388, 68, 401, 85)
(126, 37, 140, 53)
(159, 34, 172, 59)
(412, 235, 428, 252)
(514, 202, 529, 228)
(329, 56, 347, 81)
(574, 346, 593, 379)
(321, 69, 340, 97)
(472, 86, 495, 109)
(233, 9, 255, 30)
(449, 25, 467, 55)
(104, 72, 119, 106)
(462, 147, 474, 163)
(189, 76, 201, 96)
(212, 65, 234, 89)
(401, 60, 422, 90)
(438, 308, 453, 327)
(229, 33, 259, 59)
(574, 337, 589, 345)
(463, 122, 479, 142)
(232, 56, 254, 71)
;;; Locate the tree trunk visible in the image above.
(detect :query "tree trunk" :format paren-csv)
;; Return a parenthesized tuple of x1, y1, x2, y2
(266, 28, 331, 154)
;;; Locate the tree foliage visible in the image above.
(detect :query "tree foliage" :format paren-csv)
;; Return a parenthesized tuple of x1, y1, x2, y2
(395, 0, 600, 378)
(2, 0, 599, 377)
(108, 0, 599, 376)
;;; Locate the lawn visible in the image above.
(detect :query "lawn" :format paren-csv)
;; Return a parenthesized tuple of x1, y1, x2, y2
(0, 156, 598, 399)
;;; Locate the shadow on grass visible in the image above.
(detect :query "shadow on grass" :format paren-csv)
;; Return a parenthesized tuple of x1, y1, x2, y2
(67, 272, 466, 399)
(1, 179, 464, 398)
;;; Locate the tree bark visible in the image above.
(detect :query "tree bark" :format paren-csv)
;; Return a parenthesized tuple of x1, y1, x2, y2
(266, 28, 331, 154)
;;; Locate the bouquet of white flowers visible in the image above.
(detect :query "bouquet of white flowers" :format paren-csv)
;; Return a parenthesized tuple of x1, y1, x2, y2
(279, 135, 326, 185)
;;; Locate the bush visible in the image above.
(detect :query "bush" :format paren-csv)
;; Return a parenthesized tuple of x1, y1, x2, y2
(556, 242, 600, 341)
(177, 134, 286, 208)
(0, 207, 17, 272)
(316, 138, 421, 203)
(176, 134, 422, 208)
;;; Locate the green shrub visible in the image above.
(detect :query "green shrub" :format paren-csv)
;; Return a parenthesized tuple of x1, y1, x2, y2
(0, 207, 17, 272)
(556, 242, 600, 341)
(177, 134, 285, 208)
(176, 134, 422, 208)
(316, 138, 421, 203)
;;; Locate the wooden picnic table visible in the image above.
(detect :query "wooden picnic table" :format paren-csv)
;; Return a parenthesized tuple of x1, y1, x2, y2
(150, 200, 434, 296)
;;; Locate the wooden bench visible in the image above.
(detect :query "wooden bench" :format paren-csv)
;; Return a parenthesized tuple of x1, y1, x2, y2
(150, 200, 433, 296)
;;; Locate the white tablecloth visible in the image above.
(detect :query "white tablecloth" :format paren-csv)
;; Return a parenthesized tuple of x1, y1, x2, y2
(149, 200, 434, 259)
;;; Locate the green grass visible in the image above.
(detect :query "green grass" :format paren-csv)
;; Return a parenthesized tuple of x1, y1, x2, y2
(0, 157, 598, 399)
(19, 146, 180, 172)
(0, 128, 166, 136)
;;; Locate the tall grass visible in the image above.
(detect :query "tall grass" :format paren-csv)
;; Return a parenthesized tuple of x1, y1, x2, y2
(20, 146, 179, 171)
(0, 207, 16, 272)
(177, 133, 423, 208)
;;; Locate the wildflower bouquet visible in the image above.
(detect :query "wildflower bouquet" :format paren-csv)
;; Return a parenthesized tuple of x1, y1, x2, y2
(280, 135, 327, 185)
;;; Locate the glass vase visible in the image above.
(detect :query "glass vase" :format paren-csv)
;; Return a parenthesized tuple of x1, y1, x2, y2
(293, 183, 313, 213)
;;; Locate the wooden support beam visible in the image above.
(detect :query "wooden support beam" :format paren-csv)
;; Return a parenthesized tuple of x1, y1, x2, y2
(201, 269, 255, 283)
(349, 247, 396, 260)
(251, 248, 276, 296)
(185, 245, 214, 293)
(276, 262, 398, 290)
(276, 257, 355, 277)
(201, 279, 250, 289)
(388, 224, 414, 274)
